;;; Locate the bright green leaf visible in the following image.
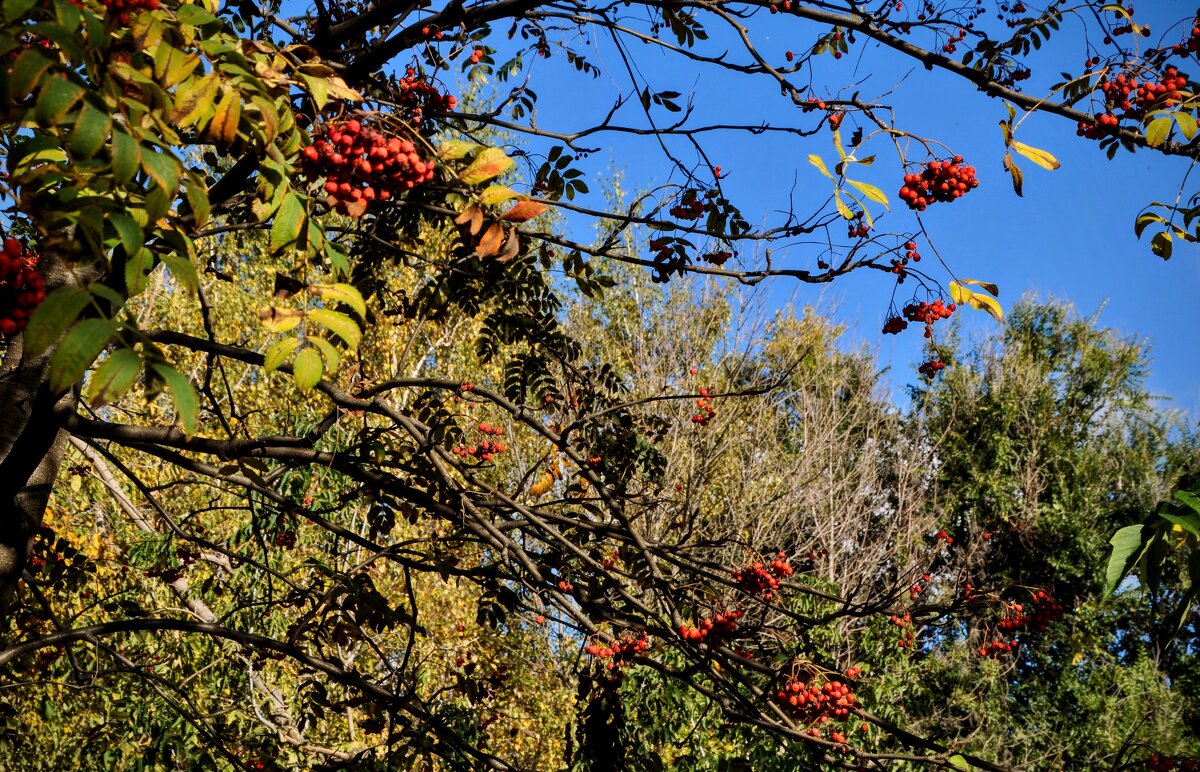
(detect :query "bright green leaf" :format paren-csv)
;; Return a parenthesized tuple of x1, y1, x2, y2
(308, 308, 361, 350)
(808, 154, 833, 179)
(269, 191, 305, 253)
(1145, 116, 1172, 147)
(308, 283, 366, 319)
(263, 337, 301, 374)
(292, 346, 323, 391)
(49, 318, 117, 393)
(846, 178, 889, 206)
(87, 347, 142, 407)
(149, 362, 199, 435)
(1105, 524, 1147, 597)
(34, 74, 84, 127)
(24, 286, 92, 355)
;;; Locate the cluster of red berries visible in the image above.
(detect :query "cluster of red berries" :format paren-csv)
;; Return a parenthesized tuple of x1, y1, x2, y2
(767, 0, 793, 13)
(102, 0, 159, 25)
(903, 298, 954, 326)
(978, 638, 1020, 657)
(302, 116, 436, 217)
(847, 213, 870, 239)
(692, 387, 716, 426)
(918, 357, 946, 379)
(600, 549, 620, 570)
(0, 238, 45, 337)
(776, 668, 860, 727)
(942, 27, 967, 54)
(889, 612, 917, 648)
(669, 189, 714, 220)
(977, 590, 1065, 657)
(996, 590, 1065, 634)
(394, 67, 457, 125)
(272, 530, 297, 549)
(452, 438, 506, 462)
(908, 572, 931, 598)
(888, 238, 922, 280)
(702, 249, 733, 266)
(1171, 22, 1200, 55)
(679, 608, 744, 642)
(933, 528, 955, 546)
(1147, 755, 1200, 771)
(584, 631, 650, 670)
(898, 157, 979, 210)
(1079, 67, 1190, 138)
(732, 552, 794, 601)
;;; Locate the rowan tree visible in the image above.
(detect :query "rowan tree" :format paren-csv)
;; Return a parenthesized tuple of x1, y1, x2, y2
(1, 0, 1199, 769)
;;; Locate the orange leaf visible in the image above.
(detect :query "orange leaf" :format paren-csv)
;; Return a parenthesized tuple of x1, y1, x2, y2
(475, 222, 505, 257)
(500, 200, 549, 222)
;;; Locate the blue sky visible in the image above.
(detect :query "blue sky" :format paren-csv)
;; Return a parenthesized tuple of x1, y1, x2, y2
(451, 3, 1200, 416)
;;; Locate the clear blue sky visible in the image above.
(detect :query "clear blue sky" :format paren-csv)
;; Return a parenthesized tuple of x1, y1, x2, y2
(452, 3, 1200, 415)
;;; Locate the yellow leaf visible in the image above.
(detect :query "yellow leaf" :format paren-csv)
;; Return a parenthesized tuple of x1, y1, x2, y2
(460, 147, 514, 185)
(1011, 141, 1061, 171)
(957, 278, 1000, 297)
(205, 88, 241, 146)
(528, 472, 555, 498)
(479, 185, 519, 205)
(950, 281, 1005, 322)
(258, 306, 304, 332)
(808, 154, 833, 179)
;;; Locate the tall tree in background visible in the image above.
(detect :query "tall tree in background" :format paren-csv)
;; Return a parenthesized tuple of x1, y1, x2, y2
(1, 0, 1199, 768)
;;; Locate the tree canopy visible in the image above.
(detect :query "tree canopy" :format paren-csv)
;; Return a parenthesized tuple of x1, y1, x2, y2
(0, 0, 1199, 769)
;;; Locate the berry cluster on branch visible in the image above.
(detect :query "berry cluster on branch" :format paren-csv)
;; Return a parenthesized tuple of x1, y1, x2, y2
(0, 238, 45, 337)
(584, 630, 650, 670)
(301, 115, 436, 217)
(898, 157, 979, 210)
(679, 608, 744, 642)
(732, 553, 794, 601)
(775, 667, 860, 732)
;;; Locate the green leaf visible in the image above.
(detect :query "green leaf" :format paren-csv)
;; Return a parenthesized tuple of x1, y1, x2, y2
(183, 175, 211, 228)
(1174, 111, 1198, 141)
(1134, 212, 1166, 239)
(141, 150, 182, 196)
(308, 308, 361, 350)
(24, 286, 92, 355)
(292, 346, 323, 391)
(834, 192, 853, 220)
(1145, 116, 1172, 147)
(847, 178, 889, 206)
(1175, 489, 1200, 515)
(124, 247, 156, 295)
(1105, 524, 1146, 597)
(160, 252, 199, 293)
(459, 147, 513, 185)
(308, 283, 366, 319)
(948, 756, 973, 772)
(4, 0, 39, 22)
(808, 153, 833, 179)
(34, 74, 84, 127)
(263, 337, 301, 374)
(9, 48, 54, 99)
(298, 73, 328, 111)
(439, 139, 480, 160)
(49, 318, 117, 393)
(111, 130, 142, 185)
(87, 347, 142, 407)
(175, 3, 217, 26)
(149, 362, 199, 435)
(308, 335, 341, 371)
(1011, 141, 1061, 170)
(269, 191, 305, 253)
(69, 101, 112, 160)
(1159, 511, 1200, 539)
(109, 213, 144, 256)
